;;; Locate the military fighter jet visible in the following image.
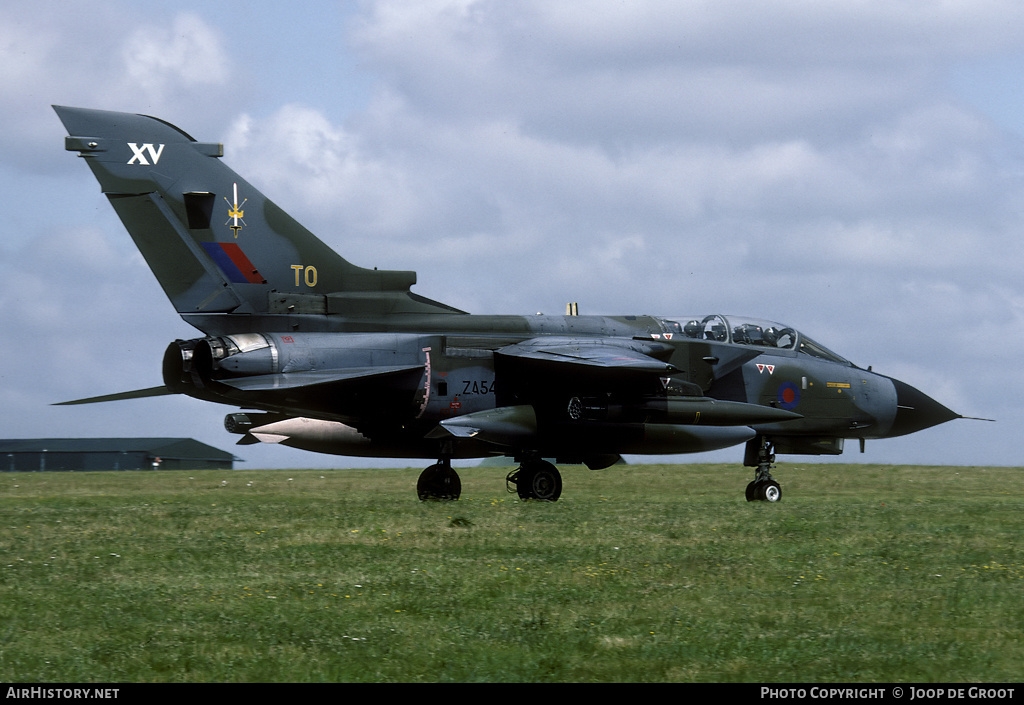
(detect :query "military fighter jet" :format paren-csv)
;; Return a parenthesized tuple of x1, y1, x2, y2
(54, 106, 968, 502)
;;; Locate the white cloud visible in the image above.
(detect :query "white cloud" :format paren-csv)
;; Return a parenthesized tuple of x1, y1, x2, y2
(224, 103, 424, 260)
(0, 4, 233, 169)
(121, 12, 230, 98)
(349, 0, 1024, 149)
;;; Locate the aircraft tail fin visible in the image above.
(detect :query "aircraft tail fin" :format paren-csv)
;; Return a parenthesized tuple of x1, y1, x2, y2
(54, 106, 461, 328)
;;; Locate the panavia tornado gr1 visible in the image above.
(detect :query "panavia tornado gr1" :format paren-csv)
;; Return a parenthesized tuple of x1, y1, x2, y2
(54, 106, 968, 502)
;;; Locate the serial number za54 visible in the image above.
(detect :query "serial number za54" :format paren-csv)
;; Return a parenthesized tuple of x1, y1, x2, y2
(461, 380, 496, 395)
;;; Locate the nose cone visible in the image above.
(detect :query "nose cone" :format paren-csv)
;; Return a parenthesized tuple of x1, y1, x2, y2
(886, 378, 961, 438)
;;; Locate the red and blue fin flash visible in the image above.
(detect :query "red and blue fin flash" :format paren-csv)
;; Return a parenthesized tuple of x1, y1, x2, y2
(201, 241, 266, 284)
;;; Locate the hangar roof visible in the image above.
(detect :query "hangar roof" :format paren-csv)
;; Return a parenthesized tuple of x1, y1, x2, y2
(0, 438, 239, 462)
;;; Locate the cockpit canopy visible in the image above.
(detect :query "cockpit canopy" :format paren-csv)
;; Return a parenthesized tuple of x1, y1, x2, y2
(657, 315, 851, 365)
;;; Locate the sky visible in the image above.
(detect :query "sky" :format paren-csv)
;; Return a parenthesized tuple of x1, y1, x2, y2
(1, 0, 1022, 473)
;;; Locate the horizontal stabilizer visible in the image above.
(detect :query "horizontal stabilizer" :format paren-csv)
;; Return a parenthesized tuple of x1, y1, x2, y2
(54, 386, 175, 406)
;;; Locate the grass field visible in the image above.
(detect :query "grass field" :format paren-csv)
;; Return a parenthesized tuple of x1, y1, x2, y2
(1, 462, 1021, 683)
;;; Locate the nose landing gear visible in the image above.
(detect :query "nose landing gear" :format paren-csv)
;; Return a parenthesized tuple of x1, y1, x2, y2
(745, 436, 782, 502)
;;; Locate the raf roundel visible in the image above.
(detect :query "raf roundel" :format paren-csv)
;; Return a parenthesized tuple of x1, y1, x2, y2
(777, 381, 800, 410)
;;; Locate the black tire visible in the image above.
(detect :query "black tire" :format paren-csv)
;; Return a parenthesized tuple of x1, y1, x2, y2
(516, 461, 562, 501)
(417, 463, 461, 501)
(745, 480, 759, 502)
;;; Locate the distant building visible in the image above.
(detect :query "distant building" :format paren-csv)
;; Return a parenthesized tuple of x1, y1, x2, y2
(0, 438, 239, 472)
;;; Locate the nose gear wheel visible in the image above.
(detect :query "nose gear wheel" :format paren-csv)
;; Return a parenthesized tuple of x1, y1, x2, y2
(746, 437, 782, 502)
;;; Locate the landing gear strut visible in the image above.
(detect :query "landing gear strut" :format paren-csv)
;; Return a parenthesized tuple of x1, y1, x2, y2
(507, 459, 563, 501)
(417, 459, 461, 501)
(745, 436, 782, 502)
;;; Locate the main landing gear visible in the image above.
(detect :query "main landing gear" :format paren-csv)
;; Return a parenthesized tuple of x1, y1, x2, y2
(745, 436, 782, 502)
(417, 459, 462, 501)
(416, 458, 564, 502)
(507, 459, 563, 501)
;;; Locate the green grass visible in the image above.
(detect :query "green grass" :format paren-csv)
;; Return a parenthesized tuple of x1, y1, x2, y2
(1, 463, 1021, 682)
